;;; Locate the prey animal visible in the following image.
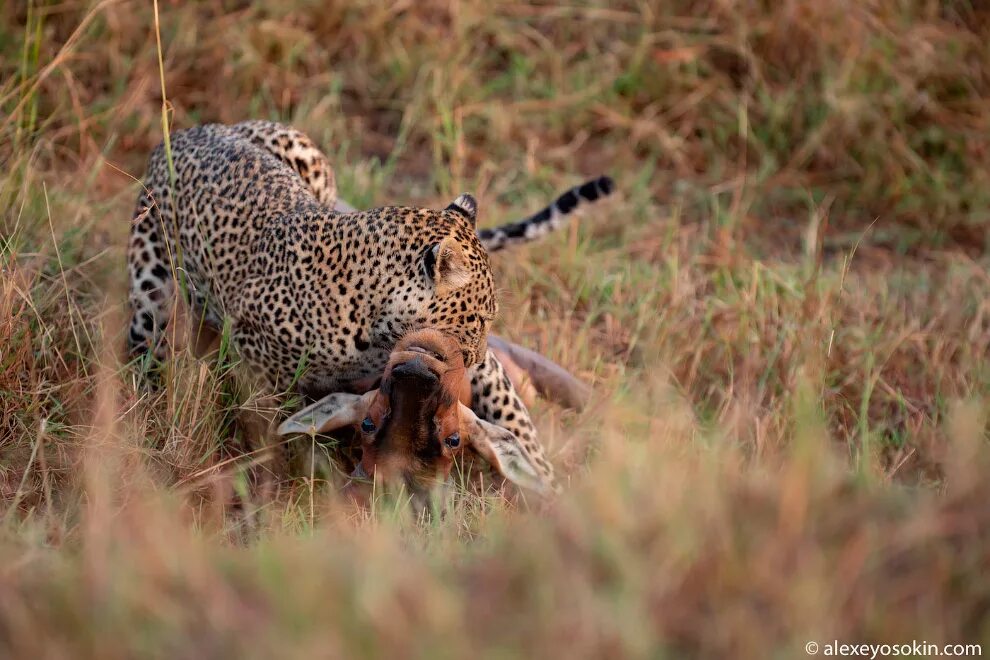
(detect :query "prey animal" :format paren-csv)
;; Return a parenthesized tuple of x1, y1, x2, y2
(277, 329, 588, 508)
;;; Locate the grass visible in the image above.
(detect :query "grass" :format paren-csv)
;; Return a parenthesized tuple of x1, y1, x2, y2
(2, 0, 990, 656)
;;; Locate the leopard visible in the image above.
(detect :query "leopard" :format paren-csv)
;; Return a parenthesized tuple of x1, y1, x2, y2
(126, 120, 613, 494)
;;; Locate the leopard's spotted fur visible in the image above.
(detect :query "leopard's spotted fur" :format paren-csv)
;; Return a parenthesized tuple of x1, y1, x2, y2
(127, 121, 611, 492)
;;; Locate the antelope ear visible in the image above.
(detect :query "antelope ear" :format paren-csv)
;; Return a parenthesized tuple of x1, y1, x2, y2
(458, 403, 551, 494)
(446, 193, 477, 225)
(277, 391, 376, 436)
(424, 235, 472, 296)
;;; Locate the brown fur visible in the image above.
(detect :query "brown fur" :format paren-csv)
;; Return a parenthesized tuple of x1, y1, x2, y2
(278, 329, 566, 507)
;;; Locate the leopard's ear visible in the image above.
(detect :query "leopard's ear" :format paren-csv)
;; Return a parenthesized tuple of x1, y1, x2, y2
(458, 403, 553, 494)
(424, 235, 472, 296)
(446, 193, 477, 225)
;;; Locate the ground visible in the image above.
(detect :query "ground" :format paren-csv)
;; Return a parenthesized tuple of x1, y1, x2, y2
(1, 1, 989, 657)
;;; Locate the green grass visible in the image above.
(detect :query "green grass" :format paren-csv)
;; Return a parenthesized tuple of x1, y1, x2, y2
(1, 0, 990, 657)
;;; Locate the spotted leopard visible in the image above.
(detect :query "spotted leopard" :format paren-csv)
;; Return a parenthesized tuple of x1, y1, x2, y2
(126, 120, 613, 491)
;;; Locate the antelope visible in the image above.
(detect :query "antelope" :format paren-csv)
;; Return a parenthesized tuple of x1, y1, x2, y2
(277, 329, 588, 512)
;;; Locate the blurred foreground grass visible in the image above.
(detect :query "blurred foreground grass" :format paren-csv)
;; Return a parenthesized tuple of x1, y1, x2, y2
(1, 1, 989, 656)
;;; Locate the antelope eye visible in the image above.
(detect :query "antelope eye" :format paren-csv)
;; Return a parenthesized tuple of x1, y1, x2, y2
(360, 417, 376, 434)
(445, 432, 461, 449)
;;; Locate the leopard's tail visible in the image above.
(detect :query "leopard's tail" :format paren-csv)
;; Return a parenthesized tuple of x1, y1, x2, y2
(477, 176, 614, 253)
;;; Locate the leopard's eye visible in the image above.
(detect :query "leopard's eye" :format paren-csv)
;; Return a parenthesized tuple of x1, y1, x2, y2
(360, 417, 376, 434)
(445, 432, 461, 449)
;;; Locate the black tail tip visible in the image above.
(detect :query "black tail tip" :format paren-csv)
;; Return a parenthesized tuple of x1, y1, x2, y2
(597, 175, 615, 195)
(576, 175, 615, 203)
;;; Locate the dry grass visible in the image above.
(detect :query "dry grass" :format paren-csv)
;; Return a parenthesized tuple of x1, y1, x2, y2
(2, 0, 990, 657)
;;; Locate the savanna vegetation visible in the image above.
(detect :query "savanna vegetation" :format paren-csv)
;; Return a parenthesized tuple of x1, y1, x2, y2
(1, 1, 989, 657)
